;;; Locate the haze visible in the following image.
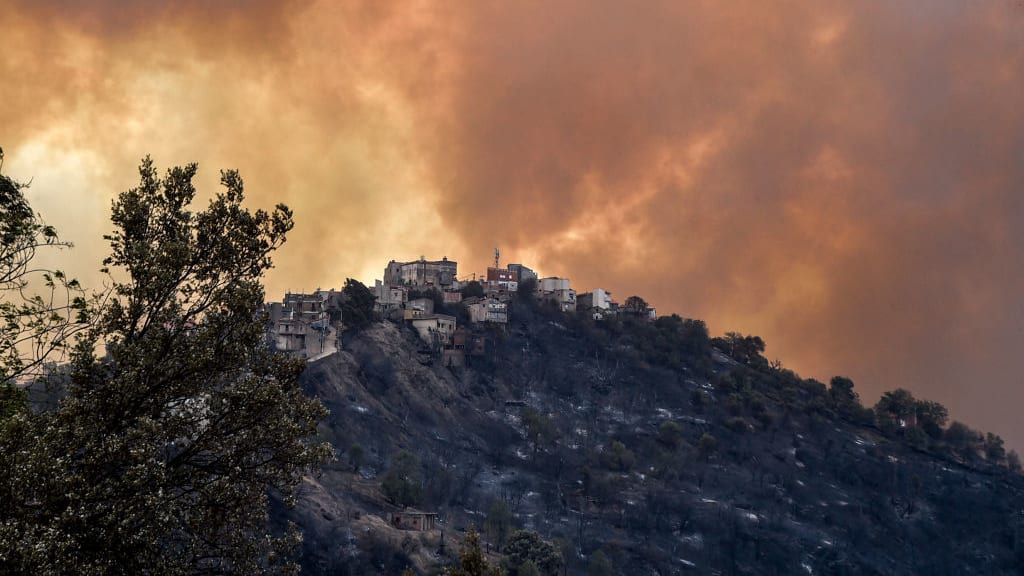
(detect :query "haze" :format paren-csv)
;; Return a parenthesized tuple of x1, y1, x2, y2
(3, 1, 1023, 446)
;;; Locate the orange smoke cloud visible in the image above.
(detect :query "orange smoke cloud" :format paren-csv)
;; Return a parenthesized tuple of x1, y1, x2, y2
(3, 0, 1024, 447)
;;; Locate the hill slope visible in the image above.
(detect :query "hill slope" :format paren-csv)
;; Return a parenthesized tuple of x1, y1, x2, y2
(279, 300, 1024, 575)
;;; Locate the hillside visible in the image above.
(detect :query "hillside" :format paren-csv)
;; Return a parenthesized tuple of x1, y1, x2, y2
(278, 296, 1024, 575)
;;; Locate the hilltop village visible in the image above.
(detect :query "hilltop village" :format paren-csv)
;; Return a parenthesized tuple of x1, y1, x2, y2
(265, 253, 656, 364)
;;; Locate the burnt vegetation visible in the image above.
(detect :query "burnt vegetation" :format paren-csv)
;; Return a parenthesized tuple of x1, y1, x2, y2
(287, 287, 1024, 575)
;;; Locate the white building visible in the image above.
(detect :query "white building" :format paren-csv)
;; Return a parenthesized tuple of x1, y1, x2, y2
(537, 277, 576, 312)
(465, 296, 508, 324)
(410, 314, 457, 346)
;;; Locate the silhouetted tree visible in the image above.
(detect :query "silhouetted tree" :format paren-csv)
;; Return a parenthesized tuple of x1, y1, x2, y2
(623, 295, 649, 315)
(945, 421, 981, 460)
(0, 158, 330, 574)
(341, 278, 377, 330)
(461, 280, 485, 298)
(1, 168, 89, 392)
(914, 400, 949, 440)
(875, 388, 916, 434)
(715, 332, 767, 368)
(984, 433, 1006, 464)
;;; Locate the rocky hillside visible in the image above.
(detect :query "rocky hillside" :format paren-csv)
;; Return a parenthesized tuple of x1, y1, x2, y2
(278, 297, 1024, 575)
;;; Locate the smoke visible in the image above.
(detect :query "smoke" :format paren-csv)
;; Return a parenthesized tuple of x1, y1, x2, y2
(3, 0, 1024, 446)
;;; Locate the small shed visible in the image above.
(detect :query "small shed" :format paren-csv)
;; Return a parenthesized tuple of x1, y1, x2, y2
(390, 509, 438, 531)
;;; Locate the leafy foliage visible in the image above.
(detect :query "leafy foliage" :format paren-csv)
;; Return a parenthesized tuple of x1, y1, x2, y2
(502, 530, 561, 576)
(341, 278, 377, 330)
(0, 171, 90, 388)
(0, 158, 330, 574)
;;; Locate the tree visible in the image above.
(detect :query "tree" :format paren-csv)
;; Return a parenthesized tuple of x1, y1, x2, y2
(697, 433, 718, 462)
(914, 400, 948, 440)
(984, 433, 1006, 464)
(658, 421, 684, 449)
(945, 421, 981, 460)
(714, 332, 767, 368)
(828, 376, 858, 408)
(484, 499, 514, 548)
(0, 158, 331, 574)
(1, 169, 90, 399)
(446, 528, 502, 576)
(461, 280, 485, 299)
(875, 389, 916, 434)
(603, 440, 636, 471)
(514, 277, 537, 309)
(1007, 450, 1021, 473)
(382, 450, 423, 508)
(623, 295, 649, 316)
(341, 278, 376, 330)
(502, 530, 562, 576)
(521, 407, 558, 461)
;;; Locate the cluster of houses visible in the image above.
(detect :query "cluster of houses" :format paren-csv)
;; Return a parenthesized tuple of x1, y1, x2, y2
(265, 252, 655, 363)
(265, 289, 344, 360)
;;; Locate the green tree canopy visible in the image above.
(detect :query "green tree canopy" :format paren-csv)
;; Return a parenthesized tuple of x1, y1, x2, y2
(0, 158, 330, 574)
(382, 450, 423, 508)
(502, 530, 562, 576)
(341, 277, 377, 330)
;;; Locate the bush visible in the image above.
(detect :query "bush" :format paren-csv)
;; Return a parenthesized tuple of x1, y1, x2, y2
(603, 441, 636, 471)
(658, 421, 684, 449)
(503, 531, 562, 576)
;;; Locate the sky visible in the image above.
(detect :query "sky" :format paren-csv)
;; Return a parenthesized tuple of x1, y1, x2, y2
(3, 1, 1024, 447)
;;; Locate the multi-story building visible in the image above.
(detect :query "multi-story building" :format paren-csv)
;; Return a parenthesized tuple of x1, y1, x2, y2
(374, 280, 407, 312)
(410, 314, 457, 347)
(486, 267, 518, 293)
(266, 290, 342, 360)
(537, 277, 576, 312)
(508, 263, 537, 283)
(578, 288, 613, 311)
(384, 257, 458, 288)
(464, 296, 508, 324)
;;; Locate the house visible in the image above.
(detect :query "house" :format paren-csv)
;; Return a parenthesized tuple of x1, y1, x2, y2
(465, 296, 507, 324)
(578, 288, 613, 311)
(508, 263, 537, 283)
(537, 277, 576, 312)
(374, 280, 407, 312)
(410, 314, 457, 346)
(486, 267, 518, 293)
(384, 257, 457, 288)
(265, 290, 342, 360)
(443, 290, 463, 304)
(403, 297, 435, 320)
(389, 510, 438, 531)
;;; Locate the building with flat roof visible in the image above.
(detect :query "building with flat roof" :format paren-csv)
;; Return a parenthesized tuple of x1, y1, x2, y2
(384, 257, 457, 288)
